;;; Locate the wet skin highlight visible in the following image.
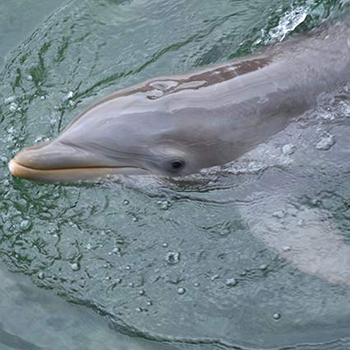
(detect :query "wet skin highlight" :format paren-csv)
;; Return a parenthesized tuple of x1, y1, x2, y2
(9, 18, 350, 182)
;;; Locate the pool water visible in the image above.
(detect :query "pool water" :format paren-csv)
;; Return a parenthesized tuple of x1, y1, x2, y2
(1, 0, 350, 349)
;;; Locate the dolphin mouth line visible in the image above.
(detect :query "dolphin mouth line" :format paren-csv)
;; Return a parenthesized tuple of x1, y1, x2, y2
(8, 159, 148, 182)
(10, 159, 141, 171)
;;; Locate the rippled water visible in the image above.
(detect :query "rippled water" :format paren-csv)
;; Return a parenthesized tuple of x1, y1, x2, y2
(1, 0, 350, 349)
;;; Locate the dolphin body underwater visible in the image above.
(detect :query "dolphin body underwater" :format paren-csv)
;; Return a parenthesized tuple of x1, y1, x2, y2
(8, 18, 350, 182)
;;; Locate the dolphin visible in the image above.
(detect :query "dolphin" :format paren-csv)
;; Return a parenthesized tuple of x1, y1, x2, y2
(8, 18, 350, 182)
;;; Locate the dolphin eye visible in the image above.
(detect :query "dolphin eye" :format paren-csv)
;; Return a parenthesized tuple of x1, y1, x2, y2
(165, 158, 186, 173)
(171, 160, 184, 169)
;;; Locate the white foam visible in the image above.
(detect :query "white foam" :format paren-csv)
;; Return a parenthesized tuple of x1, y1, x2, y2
(268, 6, 308, 43)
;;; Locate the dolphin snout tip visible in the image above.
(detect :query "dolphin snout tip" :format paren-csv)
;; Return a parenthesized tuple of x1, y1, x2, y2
(8, 158, 18, 177)
(8, 157, 30, 180)
(8, 147, 45, 180)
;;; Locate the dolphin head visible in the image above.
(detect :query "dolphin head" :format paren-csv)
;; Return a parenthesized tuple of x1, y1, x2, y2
(8, 90, 229, 183)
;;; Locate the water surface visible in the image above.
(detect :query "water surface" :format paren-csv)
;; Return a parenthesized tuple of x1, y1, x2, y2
(1, 0, 350, 349)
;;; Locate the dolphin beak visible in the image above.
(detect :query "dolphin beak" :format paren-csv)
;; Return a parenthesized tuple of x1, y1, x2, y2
(8, 141, 148, 183)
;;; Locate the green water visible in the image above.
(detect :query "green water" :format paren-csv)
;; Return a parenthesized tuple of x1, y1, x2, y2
(1, 0, 350, 349)
(0, 0, 68, 68)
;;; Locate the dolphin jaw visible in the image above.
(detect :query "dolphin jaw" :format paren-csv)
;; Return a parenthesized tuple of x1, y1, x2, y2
(8, 146, 150, 183)
(9, 158, 149, 183)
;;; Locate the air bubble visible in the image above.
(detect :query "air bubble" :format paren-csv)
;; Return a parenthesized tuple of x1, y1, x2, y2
(226, 278, 237, 287)
(4, 96, 16, 104)
(158, 200, 171, 210)
(34, 135, 47, 144)
(311, 199, 319, 206)
(20, 220, 31, 231)
(177, 287, 186, 295)
(273, 313, 281, 320)
(166, 252, 180, 265)
(259, 264, 268, 271)
(71, 263, 79, 271)
(63, 91, 74, 101)
(9, 103, 19, 112)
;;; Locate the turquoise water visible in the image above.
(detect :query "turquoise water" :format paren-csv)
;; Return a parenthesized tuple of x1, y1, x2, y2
(1, 0, 350, 349)
(0, 0, 67, 68)
(0, 262, 174, 350)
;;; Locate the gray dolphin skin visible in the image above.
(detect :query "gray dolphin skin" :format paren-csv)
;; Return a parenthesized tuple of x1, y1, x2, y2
(8, 18, 350, 182)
